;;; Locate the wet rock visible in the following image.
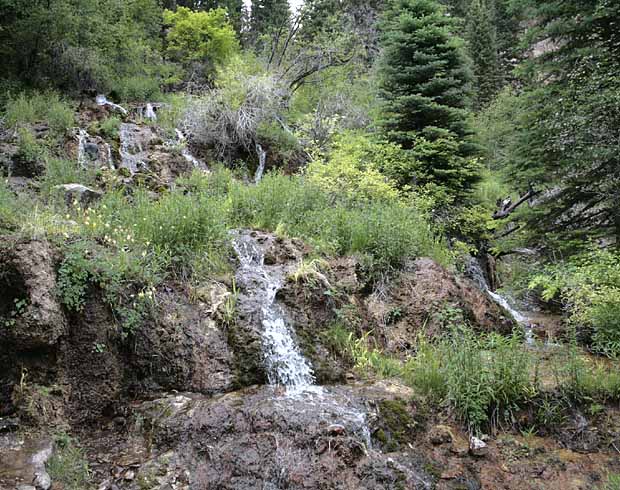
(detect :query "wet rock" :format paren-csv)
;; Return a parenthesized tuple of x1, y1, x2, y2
(135, 385, 435, 490)
(0, 417, 20, 432)
(0, 436, 54, 490)
(131, 291, 235, 395)
(429, 425, 454, 445)
(54, 183, 103, 207)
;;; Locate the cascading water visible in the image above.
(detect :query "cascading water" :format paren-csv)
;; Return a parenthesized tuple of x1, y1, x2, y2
(174, 129, 206, 170)
(254, 143, 266, 183)
(466, 257, 534, 344)
(76, 128, 114, 169)
(233, 233, 316, 390)
(77, 129, 90, 168)
(96, 94, 128, 116)
(231, 231, 375, 453)
(144, 103, 157, 121)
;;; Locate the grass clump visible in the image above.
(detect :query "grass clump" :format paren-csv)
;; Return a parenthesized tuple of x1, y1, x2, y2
(46, 433, 90, 490)
(4, 91, 75, 134)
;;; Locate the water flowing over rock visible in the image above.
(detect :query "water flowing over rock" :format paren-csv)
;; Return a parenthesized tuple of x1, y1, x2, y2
(76, 128, 113, 169)
(95, 94, 128, 116)
(119, 123, 156, 174)
(254, 143, 266, 183)
(173, 129, 207, 170)
(232, 231, 316, 391)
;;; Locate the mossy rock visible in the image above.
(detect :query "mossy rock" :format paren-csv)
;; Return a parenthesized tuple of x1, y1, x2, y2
(372, 399, 419, 452)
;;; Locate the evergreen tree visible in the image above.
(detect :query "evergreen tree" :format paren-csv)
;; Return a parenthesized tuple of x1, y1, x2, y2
(249, 0, 291, 47)
(378, 0, 480, 198)
(509, 0, 620, 245)
(466, 0, 501, 108)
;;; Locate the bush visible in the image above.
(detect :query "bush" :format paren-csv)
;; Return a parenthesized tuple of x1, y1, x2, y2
(404, 329, 535, 432)
(306, 131, 401, 203)
(40, 158, 96, 199)
(529, 248, 620, 357)
(96, 116, 122, 140)
(4, 92, 75, 133)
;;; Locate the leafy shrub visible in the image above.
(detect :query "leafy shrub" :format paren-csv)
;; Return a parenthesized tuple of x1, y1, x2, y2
(529, 248, 620, 357)
(4, 92, 74, 133)
(306, 131, 401, 203)
(96, 116, 121, 140)
(57, 242, 93, 312)
(163, 7, 238, 67)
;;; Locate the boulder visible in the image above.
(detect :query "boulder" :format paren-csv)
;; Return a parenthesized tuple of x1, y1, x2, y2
(54, 183, 103, 207)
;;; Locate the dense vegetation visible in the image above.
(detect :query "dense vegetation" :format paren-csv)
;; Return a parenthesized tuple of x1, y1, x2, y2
(1, 0, 619, 445)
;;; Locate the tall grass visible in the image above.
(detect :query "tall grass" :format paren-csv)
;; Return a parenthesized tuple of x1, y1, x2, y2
(4, 92, 75, 133)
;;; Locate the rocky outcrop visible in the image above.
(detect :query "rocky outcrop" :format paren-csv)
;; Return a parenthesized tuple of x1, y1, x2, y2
(0, 238, 66, 350)
(367, 258, 515, 355)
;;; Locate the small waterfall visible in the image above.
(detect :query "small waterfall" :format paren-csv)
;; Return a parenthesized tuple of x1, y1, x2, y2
(76, 128, 114, 169)
(254, 143, 266, 183)
(96, 94, 128, 116)
(174, 129, 205, 169)
(144, 103, 157, 121)
(233, 233, 315, 390)
(119, 123, 151, 174)
(77, 128, 89, 168)
(466, 257, 534, 344)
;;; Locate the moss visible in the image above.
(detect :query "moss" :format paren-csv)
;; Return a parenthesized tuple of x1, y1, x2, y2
(373, 399, 418, 451)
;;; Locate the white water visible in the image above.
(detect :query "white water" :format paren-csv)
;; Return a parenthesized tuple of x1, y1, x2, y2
(232, 233, 316, 390)
(77, 128, 114, 169)
(174, 129, 205, 169)
(77, 128, 89, 168)
(119, 123, 148, 174)
(144, 103, 157, 121)
(95, 94, 128, 116)
(467, 257, 534, 344)
(254, 143, 266, 183)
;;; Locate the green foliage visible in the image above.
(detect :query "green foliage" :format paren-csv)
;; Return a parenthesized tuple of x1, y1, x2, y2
(529, 248, 620, 357)
(46, 433, 90, 490)
(4, 92, 75, 134)
(601, 474, 620, 490)
(306, 131, 401, 203)
(404, 329, 535, 431)
(57, 242, 93, 312)
(95, 116, 122, 140)
(15, 127, 47, 169)
(0, 178, 19, 230)
(378, 0, 480, 199)
(40, 159, 96, 200)
(554, 343, 620, 403)
(163, 7, 239, 73)
(0, 0, 173, 97)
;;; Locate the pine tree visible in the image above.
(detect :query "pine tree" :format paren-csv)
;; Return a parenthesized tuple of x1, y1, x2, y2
(378, 0, 480, 198)
(509, 0, 620, 245)
(466, 0, 501, 108)
(249, 0, 291, 47)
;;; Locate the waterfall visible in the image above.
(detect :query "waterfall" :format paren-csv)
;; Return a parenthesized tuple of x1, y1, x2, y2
(254, 143, 266, 183)
(233, 233, 316, 391)
(466, 257, 534, 344)
(119, 123, 149, 174)
(77, 129, 89, 168)
(174, 129, 205, 169)
(95, 94, 128, 116)
(144, 103, 157, 121)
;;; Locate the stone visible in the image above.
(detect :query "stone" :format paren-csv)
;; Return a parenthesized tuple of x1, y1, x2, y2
(33, 469, 52, 490)
(469, 436, 489, 457)
(54, 183, 103, 207)
(429, 425, 454, 445)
